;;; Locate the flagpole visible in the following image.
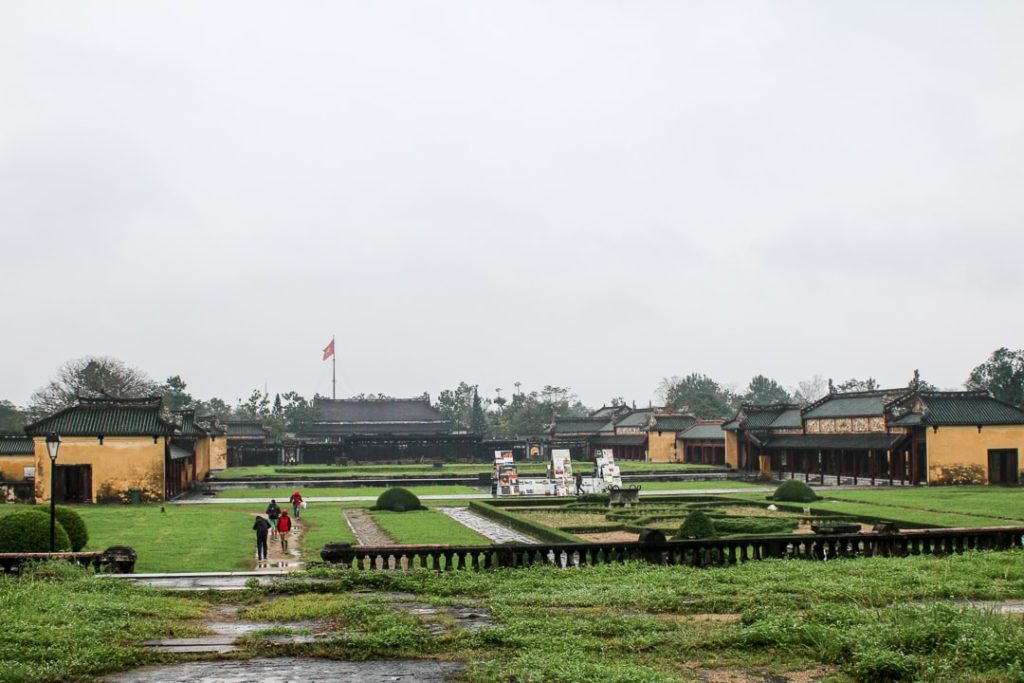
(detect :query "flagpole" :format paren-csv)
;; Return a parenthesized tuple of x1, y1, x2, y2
(332, 335, 336, 400)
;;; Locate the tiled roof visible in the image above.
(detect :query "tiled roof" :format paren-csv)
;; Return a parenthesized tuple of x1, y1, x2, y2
(678, 423, 726, 441)
(315, 398, 446, 423)
(726, 404, 802, 430)
(889, 391, 1024, 427)
(550, 417, 610, 436)
(0, 435, 34, 455)
(648, 415, 698, 433)
(224, 421, 269, 437)
(302, 421, 455, 436)
(803, 389, 908, 419)
(590, 405, 632, 419)
(763, 433, 906, 451)
(174, 410, 209, 437)
(770, 408, 803, 429)
(25, 397, 176, 437)
(614, 409, 657, 428)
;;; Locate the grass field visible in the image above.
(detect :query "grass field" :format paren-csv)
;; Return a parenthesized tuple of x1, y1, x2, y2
(369, 509, 491, 545)
(297, 503, 358, 557)
(214, 484, 481, 499)
(726, 488, 1024, 528)
(5, 550, 1024, 682)
(635, 480, 765, 491)
(211, 461, 727, 479)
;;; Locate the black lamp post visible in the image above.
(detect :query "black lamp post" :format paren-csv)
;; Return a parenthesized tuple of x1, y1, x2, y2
(45, 433, 61, 552)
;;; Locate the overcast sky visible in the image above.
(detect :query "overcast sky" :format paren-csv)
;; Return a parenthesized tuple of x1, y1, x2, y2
(2, 1, 1023, 410)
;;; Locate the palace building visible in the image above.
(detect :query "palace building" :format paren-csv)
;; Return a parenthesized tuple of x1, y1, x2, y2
(725, 387, 1024, 485)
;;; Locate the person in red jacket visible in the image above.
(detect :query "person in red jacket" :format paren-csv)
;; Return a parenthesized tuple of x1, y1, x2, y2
(276, 509, 292, 552)
(289, 490, 303, 519)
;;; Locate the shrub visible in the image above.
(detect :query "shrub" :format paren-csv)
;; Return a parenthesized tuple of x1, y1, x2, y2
(712, 516, 798, 535)
(676, 510, 717, 539)
(772, 479, 819, 503)
(371, 487, 424, 512)
(0, 510, 71, 552)
(35, 505, 88, 551)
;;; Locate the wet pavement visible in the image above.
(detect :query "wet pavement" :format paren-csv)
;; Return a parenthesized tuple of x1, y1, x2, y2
(104, 657, 465, 682)
(438, 506, 536, 543)
(343, 509, 394, 545)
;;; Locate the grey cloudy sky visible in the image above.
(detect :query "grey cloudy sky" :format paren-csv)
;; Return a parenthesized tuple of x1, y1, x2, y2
(2, 1, 1023, 409)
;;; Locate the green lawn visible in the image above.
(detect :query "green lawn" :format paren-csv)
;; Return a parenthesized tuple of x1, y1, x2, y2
(8, 550, 1024, 682)
(214, 484, 481, 499)
(725, 488, 1022, 528)
(637, 480, 765, 491)
(298, 502, 357, 558)
(824, 485, 1024, 521)
(368, 509, 491, 545)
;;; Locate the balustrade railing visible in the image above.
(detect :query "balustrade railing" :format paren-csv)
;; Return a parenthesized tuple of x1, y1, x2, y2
(320, 526, 1024, 571)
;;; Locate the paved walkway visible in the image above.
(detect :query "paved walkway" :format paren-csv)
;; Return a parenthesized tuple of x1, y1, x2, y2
(343, 509, 394, 546)
(438, 507, 536, 543)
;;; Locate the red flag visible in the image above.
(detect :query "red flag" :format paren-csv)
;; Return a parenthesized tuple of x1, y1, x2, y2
(322, 338, 335, 361)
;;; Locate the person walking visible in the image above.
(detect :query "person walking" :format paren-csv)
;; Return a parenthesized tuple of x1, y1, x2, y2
(252, 515, 271, 562)
(289, 490, 303, 519)
(265, 499, 281, 537)
(276, 509, 292, 553)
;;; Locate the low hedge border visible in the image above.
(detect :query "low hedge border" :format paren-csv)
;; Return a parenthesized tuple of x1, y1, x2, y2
(468, 501, 582, 543)
(558, 525, 628, 534)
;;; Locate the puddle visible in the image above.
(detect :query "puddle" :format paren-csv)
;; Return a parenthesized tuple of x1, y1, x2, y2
(104, 657, 465, 682)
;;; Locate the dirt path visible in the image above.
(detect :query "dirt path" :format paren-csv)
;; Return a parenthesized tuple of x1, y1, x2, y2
(343, 509, 394, 546)
(249, 513, 305, 570)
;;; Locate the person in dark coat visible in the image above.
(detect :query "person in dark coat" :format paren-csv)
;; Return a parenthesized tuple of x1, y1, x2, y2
(266, 500, 281, 536)
(252, 515, 271, 561)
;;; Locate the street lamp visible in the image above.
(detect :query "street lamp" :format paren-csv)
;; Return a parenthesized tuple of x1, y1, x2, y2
(45, 433, 61, 552)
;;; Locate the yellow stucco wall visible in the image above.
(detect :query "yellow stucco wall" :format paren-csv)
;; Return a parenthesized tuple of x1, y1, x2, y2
(194, 437, 211, 481)
(209, 436, 227, 471)
(0, 456, 34, 482)
(33, 435, 166, 503)
(648, 430, 681, 463)
(926, 425, 1024, 484)
(725, 431, 739, 469)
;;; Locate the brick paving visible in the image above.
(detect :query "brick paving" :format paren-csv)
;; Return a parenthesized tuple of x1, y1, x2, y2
(343, 509, 394, 546)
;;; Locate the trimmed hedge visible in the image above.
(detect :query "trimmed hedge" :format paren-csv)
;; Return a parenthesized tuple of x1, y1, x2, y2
(771, 480, 819, 503)
(35, 505, 88, 551)
(371, 487, 425, 512)
(710, 516, 799, 535)
(0, 510, 71, 552)
(468, 501, 581, 544)
(676, 510, 717, 539)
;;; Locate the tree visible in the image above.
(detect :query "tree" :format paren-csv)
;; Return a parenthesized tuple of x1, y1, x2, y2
(194, 397, 233, 420)
(490, 385, 588, 438)
(435, 382, 480, 430)
(657, 374, 733, 419)
(236, 389, 271, 419)
(29, 356, 159, 419)
(792, 375, 828, 405)
(742, 375, 791, 405)
(835, 377, 879, 392)
(0, 401, 26, 433)
(966, 347, 1024, 407)
(161, 375, 194, 412)
(470, 389, 488, 436)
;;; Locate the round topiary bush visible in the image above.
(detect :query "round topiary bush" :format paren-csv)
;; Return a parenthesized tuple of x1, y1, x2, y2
(771, 480, 819, 503)
(676, 510, 717, 539)
(0, 510, 71, 552)
(35, 505, 88, 551)
(371, 487, 424, 512)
